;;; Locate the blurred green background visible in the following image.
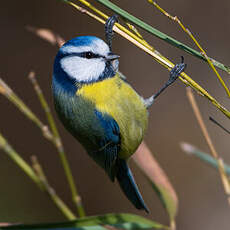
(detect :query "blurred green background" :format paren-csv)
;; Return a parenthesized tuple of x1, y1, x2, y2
(1, 0, 230, 229)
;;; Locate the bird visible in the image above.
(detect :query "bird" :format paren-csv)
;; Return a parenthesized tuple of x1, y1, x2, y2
(52, 16, 186, 213)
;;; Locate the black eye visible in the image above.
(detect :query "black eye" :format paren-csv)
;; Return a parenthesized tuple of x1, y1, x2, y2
(84, 52, 94, 59)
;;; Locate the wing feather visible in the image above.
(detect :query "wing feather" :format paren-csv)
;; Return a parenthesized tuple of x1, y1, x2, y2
(90, 110, 120, 181)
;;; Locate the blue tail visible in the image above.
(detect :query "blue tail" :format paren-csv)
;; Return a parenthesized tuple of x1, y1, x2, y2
(116, 159, 149, 213)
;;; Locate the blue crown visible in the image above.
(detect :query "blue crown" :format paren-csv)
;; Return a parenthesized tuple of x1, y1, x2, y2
(62, 36, 101, 48)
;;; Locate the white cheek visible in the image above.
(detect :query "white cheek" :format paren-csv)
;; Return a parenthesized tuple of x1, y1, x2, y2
(60, 56, 105, 82)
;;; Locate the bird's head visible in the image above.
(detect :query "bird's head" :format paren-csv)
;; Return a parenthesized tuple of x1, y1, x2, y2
(54, 36, 120, 84)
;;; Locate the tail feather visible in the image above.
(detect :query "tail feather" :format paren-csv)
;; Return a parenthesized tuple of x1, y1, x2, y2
(116, 159, 149, 213)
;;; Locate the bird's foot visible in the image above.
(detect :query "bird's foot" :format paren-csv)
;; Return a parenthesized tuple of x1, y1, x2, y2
(168, 56, 186, 86)
(145, 56, 187, 107)
(105, 15, 118, 51)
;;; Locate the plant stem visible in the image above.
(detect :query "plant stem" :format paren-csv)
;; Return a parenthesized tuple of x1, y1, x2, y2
(0, 132, 76, 220)
(28, 72, 85, 217)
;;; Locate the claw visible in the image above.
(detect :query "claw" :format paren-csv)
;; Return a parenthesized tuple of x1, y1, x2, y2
(105, 15, 118, 51)
(168, 56, 186, 85)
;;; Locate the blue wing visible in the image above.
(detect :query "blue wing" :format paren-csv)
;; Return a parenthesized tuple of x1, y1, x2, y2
(90, 110, 120, 181)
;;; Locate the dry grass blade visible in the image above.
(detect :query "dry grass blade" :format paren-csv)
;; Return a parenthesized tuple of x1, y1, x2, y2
(133, 142, 178, 228)
(26, 26, 65, 47)
(186, 87, 230, 205)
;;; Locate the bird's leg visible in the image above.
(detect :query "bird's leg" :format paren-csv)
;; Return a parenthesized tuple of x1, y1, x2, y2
(144, 57, 186, 108)
(105, 15, 118, 51)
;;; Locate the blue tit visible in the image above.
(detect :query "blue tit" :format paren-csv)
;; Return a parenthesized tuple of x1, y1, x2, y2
(52, 17, 186, 213)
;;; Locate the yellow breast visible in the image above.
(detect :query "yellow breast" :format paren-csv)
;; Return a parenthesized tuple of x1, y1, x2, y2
(77, 74, 148, 159)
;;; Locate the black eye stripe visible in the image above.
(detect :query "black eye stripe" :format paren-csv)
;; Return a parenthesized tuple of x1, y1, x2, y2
(59, 51, 104, 59)
(82, 52, 102, 59)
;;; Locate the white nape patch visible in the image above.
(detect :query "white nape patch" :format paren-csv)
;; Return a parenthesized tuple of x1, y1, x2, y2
(60, 56, 106, 82)
(61, 39, 110, 57)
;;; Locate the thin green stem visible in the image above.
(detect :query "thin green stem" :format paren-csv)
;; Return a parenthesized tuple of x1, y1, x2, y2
(0, 132, 76, 220)
(0, 133, 41, 187)
(28, 72, 59, 138)
(28, 72, 85, 217)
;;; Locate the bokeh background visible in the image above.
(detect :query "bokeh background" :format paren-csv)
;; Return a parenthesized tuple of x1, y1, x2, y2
(1, 0, 230, 229)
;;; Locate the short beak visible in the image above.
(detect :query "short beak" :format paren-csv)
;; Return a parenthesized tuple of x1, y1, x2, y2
(106, 53, 120, 61)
